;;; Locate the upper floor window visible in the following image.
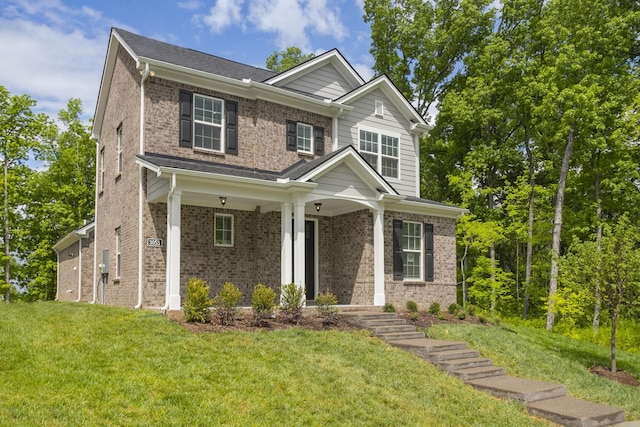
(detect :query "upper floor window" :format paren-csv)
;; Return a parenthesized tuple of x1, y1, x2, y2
(359, 128, 399, 179)
(286, 120, 324, 156)
(99, 147, 105, 192)
(117, 123, 123, 174)
(115, 226, 121, 278)
(194, 94, 223, 152)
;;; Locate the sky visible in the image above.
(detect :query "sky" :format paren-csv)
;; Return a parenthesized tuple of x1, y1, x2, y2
(0, 0, 375, 123)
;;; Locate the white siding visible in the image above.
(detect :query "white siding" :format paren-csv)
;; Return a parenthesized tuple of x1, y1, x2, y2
(315, 164, 375, 199)
(147, 174, 169, 202)
(280, 64, 354, 100)
(337, 89, 418, 196)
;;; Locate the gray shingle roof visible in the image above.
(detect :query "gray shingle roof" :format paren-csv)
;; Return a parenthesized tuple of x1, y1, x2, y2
(114, 28, 277, 82)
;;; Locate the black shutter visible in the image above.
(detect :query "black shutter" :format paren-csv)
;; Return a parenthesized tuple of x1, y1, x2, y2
(225, 100, 238, 155)
(314, 126, 325, 156)
(179, 90, 193, 147)
(393, 219, 404, 281)
(424, 223, 434, 282)
(286, 120, 297, 151)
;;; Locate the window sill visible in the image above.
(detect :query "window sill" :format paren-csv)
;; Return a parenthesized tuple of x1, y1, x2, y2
(297, 151, 315, 158)
(112, 278, 120, 284)
(194, 147, 224, 156)
(403, 281, 426, 286)
(115, 173, 121, 182)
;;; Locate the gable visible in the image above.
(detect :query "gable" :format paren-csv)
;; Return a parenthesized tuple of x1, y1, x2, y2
(314, 163, 376, 199)
(275, 63, 356, 100)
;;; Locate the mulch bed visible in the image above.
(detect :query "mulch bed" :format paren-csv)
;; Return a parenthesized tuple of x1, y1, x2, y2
(168, 309, 639, 387)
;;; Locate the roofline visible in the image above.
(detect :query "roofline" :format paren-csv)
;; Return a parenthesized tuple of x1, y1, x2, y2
(264, 49, 365, 88)
(53, 221, 95, 252)
(392, 199, 468, 218)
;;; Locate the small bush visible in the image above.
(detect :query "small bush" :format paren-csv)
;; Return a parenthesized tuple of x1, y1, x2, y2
(212, 282, 242, 326)
(406, 300, 418, 313)
(428, 302, 441, 315)
(408, 311, 419, 322)
(183, 278, 212, 323)
(466, 304, 477, 316)
(447, 303, 460, 315)
(437, 313, 448, 321)
(383, 303, 396, 313)
(457, 311, 467, 320)
(251, 283, 276, 326)
(315, 291, 339, 325)
(280, 283, 305, 324)
(478, 315, 487, 324)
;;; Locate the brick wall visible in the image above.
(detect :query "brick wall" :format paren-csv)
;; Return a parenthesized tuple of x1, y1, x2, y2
(143, 79, 332, 171)
(56, 230, 95, 302)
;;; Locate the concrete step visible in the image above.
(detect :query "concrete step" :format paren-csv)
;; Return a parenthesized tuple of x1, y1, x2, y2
(375, 330, 425, 341)
(340, 311, 398, 326)
(372, 324, 418, 334)
(437, 357, 493, 372)
(527, 396, 625, 427)
(388, 338, 468, 359)
(360, 318, 408, 327)
(426, 348, 480, 363)
(466, 375, 566, 403)
(453, 365, 507, 381)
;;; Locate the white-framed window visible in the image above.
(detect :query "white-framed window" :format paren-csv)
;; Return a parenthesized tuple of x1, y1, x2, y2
(375, 100, 384, 116)
(117, 123, 123, 174)
(359, 128, 399, 179)
(402, 221, 422, 280)
(115, 227, 121, 278)
(214, 214, 234, 247)
(99, 147, 105, 191)
(194, 94, 223, 152)
(297, 123, 313, 153)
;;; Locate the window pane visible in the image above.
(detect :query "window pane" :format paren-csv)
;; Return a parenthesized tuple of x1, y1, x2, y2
(403, 252, 421, 279)
(194, 123, 221, 151)
(361, 152, 378, 169)
(402, 222, 422, 279)
(194, 95, 222, 125)
(215, 215, 233, 246)
(359, 130, 378, 153)
(381, 135, 398, 157)
(381, 157, 398, 178)
(297, 123, 312, 153)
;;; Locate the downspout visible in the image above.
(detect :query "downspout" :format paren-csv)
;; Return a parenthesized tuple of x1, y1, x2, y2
(135, 63, 153, 309)
(75, 237, 82, 302)
(90, 138, 99, 304)
(332, 106, 345, 151)
(160, 172, 177, 311)
(55, 249, 60, 301)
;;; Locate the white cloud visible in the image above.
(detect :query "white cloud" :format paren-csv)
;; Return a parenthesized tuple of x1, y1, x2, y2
(202, 0, 244, 32)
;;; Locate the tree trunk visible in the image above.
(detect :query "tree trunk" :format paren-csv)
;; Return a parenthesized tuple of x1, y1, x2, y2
(461, 244, 468, 308)
(523, 135, 535, 319)
(4, 158, 9, 303)
(546, 124, 575, 330)
(593, 153, 602, 333)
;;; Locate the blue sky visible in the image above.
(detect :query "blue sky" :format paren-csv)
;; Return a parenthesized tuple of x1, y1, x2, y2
(0, 0, 375, 123)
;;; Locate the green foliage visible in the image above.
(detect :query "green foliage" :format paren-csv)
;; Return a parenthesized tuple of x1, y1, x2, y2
(467, 256, 514, 316)
(265, 47, 314, 72)
(315, 291, 339, 325)
(212, 282, 242, 326)
(406, 300, 418, 313)
(279, 283, 305, 324)
(407, 311, 419, 322)
(447, 303, 460, 315)
(183, 278, 212, 323)
(428, 302, 441, 315)
(251, 283, 276, 326)
(382, 303, 396, 313)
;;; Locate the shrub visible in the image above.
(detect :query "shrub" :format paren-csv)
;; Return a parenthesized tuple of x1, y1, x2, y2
(212, 282, 242, 326)
(447, 303, 460, 315)
(280, 283, 305, 324)
(383, 303, 396, 313)
(315, 291, 339, 325)
(466, 304, 477, 316)
(251, 283, 276, 326)
(408, 311, 419, 322)
(406, 300, 419, 313)
(183, 278, 212, 323)
(428, 302, 441, 315)
(457, 311, 467, 320)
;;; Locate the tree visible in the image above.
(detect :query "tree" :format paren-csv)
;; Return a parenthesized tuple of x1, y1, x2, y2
(20, 99, 95, 300)
(266, 47, 314, 72)
(560, 218, 640, 372)
(0, 86, 53, 302)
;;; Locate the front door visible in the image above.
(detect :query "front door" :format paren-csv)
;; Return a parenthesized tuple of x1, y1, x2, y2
(292, 220, 316, 300)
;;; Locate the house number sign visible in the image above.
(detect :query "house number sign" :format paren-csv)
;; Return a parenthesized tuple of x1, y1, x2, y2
(146, 238, 163, 248)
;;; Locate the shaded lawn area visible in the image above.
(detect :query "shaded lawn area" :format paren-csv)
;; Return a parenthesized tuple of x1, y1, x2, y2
(0, 302, 550, 426)
(427, 323, 640, 421)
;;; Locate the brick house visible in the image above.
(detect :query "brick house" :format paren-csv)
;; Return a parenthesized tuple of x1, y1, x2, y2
(54, 28, 465, 310)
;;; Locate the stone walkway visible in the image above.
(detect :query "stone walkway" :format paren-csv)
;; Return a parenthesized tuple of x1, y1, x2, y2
(341, 311, 629, 427)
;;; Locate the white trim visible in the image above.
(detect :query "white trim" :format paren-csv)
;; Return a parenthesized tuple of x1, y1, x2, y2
(373, 208, 385, 305)
(281, 203, 293, 285)
(307, 217, 319, 300)
(168, 190, 182, 310)
(293, 201, 306, 290)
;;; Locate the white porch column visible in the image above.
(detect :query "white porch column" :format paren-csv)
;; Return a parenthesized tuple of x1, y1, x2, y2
(280, 202, 293, 285)
(373, 208, 385, 306)
(293, 200, 306, 289)
(168, 190, 182, 310)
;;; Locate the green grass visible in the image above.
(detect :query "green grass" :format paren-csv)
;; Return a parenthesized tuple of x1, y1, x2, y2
(0, 302, 549, 426)
(427, 323, 640, 420)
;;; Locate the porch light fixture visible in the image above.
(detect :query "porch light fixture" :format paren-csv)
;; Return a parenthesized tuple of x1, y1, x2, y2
(314, 202, 322, 212)
(220, 196, 227, 206)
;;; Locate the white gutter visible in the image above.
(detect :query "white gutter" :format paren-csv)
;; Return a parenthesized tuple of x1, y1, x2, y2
(55, 250, 60, 301)
(135, 63, 152, 309)
(91, 138, 99, 304)
(75, 238, 82, 302)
